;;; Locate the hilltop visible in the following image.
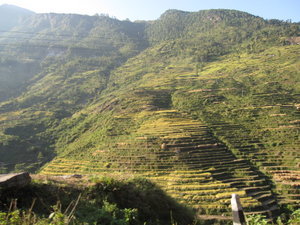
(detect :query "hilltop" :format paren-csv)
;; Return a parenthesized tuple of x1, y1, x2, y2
(0, 5, 299, 221)
(0, 4, 35, 30)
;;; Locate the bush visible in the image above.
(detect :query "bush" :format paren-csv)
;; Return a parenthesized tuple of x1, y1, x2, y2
(247, 214, 269, 225)
(288, 209, 300, 225)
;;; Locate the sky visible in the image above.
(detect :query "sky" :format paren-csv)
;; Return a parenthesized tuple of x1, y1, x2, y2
(0, 0, 299, 22)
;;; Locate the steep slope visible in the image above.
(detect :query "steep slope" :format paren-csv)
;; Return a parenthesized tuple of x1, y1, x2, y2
(41, 41, 299, 217)
(0, 11, 148, 171)
(0, 7, 299, 218)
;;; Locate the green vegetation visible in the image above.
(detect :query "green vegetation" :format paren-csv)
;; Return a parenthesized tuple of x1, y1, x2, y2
(247, 209, 300, 225)
(0, 5, 299, 221)
(0, 176, 194, 224)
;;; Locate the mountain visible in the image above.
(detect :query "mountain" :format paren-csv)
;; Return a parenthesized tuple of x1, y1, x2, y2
(0, 4, 35, 30)
(0, 6, 299, 220)
(0, 8, 148, 101)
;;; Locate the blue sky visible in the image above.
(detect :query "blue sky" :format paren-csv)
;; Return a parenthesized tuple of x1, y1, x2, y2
(0, 0, 299, 22)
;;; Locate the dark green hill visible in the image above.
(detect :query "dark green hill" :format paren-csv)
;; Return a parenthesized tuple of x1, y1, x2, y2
(146, 9, 264, 44)
(0, 7, 299, 220)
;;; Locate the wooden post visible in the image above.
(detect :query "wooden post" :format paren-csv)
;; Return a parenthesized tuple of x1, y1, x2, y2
(231, 194, 246, 225)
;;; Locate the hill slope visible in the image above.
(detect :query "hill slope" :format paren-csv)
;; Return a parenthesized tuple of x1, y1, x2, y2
(0, 7, 299, 218)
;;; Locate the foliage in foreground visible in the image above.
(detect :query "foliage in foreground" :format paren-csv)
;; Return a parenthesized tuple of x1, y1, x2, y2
(247, 209, 300, 225)
(0, 201, 138, 225)
(1, 204, 300, 225)
(0, 177, 194, 225)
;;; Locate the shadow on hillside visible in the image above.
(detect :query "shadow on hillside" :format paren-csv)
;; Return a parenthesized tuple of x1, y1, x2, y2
(0, 177, 195, 225)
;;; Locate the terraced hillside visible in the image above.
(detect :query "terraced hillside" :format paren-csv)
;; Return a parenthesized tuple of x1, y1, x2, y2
(0, 6, 299, 219)
(40, 43, 299, 217)
(172, 45, 300, 210)
(41, 109, 279, 217)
